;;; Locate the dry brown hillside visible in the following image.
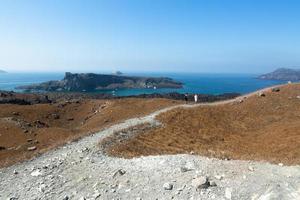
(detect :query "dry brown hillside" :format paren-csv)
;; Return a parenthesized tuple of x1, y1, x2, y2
(107, 84, 300, 165)
(0, 98, 178, 167)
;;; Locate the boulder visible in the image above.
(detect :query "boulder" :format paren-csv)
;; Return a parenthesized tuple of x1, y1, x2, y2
(191, 176, 210, 189)
(272, 88, 280, 92)
(258, 92, 266, 97)
(163, 182, 173, 190)
(209, 181, 217, 187)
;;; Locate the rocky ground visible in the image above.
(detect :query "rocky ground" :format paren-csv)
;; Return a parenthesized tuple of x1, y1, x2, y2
(1, 84, 300, 199)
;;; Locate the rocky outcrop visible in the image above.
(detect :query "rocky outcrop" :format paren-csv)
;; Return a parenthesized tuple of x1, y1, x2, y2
(17, 72, 183, 92)
(258, 68, 300, 81)
(0, 91, 51, 105)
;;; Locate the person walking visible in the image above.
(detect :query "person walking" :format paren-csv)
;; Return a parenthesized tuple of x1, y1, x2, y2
(194, 94, 198, 103)
(184, 93, 188, 104)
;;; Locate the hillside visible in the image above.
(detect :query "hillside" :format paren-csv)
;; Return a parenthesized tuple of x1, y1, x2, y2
(105, 83, 300, 165)
(1, 84, 300, 200)
(0, 69, 7, 73)
(17, 72, 183, 92)
(0, 98, 179, 167)
(258, 68, 300, 81)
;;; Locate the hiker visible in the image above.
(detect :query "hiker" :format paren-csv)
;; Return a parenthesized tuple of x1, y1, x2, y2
(184, 93, 188, 103)
(194, 94, 198, 103)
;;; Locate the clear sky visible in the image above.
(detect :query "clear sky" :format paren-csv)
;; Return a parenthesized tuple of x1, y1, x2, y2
(0, 0, 300, 73)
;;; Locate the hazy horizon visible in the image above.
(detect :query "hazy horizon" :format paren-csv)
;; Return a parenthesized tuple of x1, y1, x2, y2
(1, 0, 300, 73)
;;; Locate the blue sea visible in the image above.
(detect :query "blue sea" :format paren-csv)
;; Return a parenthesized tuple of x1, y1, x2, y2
(0, 72, 285, 96)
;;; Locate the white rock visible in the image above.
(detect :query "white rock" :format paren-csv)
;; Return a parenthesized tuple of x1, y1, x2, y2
(31, 170, 42, 177)
(278, 163, 284, 166)
(38, 184, 46, 192)
(191, 176, 209, 189)
(209, 181, 217, 187)
(225, 188, 232, 199)
(163, 182, 173, 190)
(214, 175, 223, 180)
(62, 196, 69, 200)
(248, 166, 254, 171)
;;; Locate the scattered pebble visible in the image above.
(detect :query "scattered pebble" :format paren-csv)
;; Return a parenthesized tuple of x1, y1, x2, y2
(191, 176, 210, 189)
(93, 191, 101, 198)
(258, 92, 266, 97)
(30, 170, 42, 177)
(272, 88, 280, 92)
(248, 166, 254, 171)
(225, 188, 233, 199)
(214, 175, 223, 180)
(209, 181, 217, 187)
(113, 169, 126, 178)
(62, 196, 69, 200)
(163, 182, 173, 190)
(27, 146, 37, 151)
(38, 184, 46, 192)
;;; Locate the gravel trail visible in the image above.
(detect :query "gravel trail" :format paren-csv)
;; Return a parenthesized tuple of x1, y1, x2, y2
(1, 84, 300, 200)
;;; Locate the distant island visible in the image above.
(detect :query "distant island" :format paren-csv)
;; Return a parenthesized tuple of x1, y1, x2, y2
(258, 68, 300, 81)
(17, 72, 183, 92)
(0, 69, 7, 73)
(112, 70, 123, 75)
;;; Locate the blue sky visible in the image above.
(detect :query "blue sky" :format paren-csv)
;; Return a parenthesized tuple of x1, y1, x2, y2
(0, 0, 300, 73)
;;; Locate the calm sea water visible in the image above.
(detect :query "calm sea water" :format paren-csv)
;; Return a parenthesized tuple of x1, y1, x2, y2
(0, 72, 284, 96)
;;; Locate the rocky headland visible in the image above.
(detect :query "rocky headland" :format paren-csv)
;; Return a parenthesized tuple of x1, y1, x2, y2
(258, 68, 300, 81)
(17, 72, 183, 92)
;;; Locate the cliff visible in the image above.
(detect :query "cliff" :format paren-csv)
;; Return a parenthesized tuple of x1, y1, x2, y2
(258, 68, 300, 81)
(18, 72, 183, 92)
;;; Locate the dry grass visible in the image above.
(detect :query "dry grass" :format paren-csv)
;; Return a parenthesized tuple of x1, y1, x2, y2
(107, 84, 300, 165)
(0, 98, 179, 167)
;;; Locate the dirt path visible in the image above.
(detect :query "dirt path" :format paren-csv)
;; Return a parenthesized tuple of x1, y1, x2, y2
(105, 83, 300, 164)
(1, 84, 300, 200)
